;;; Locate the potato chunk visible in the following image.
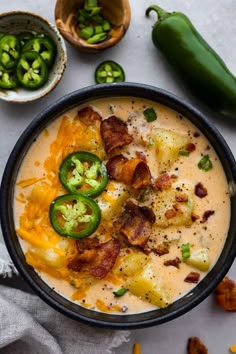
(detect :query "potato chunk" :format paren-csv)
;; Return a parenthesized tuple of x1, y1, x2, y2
(186, 248, 210, 271)
(151, 128, 190, 172)
(96, 181, 130, 221)
(113, 250, 149, 277)
(153, 182, 194, 228)
(128, 265, 170, 307)
(29, 247, 66, 268)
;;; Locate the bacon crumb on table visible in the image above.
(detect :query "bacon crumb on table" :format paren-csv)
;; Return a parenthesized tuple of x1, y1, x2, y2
(187, 337, 208, 354)
(215, 276, 236, 311)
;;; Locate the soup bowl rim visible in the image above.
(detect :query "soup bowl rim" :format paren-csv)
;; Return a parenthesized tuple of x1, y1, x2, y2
(1, 82, 236, 329)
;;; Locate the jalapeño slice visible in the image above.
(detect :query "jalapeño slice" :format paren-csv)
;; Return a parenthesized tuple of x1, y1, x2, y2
(22, 36, 56, 67)
(0, 35, 21, 70)
(17, 32, 34, 47)
(49, 194, 101, 239)
(95, 60, 125, 84)
(59, 151, 108, 198)
(0, 65, 18, 89)
(16, 51, 48, 89)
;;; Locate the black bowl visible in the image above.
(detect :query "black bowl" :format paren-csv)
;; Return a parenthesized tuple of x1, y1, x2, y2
(1, 83, 236, 329)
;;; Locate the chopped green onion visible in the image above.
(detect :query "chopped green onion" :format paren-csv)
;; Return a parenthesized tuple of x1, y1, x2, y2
(77, 14, 86, 24)
(89, 7, 102, 16)
(95, 25, 103, 34)
(87, 32, 107, 44)
(198, 155, 213, 171)
(113, 287, 128, 297)
(143, 107, 157, 122)
(93, 14, 104, 25)
(179, 150, 190, 156)
(79, 26, 94, 40)
(84, 0, 98, 9)
(148, 136, 155, 147)
(103, 21, 111, 32)
(181, 243, 190, 260)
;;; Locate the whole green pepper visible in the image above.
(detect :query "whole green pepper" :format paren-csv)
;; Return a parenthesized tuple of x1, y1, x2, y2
(146, 5, 236, 120)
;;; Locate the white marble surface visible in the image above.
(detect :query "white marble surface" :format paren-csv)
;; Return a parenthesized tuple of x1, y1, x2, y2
(0, 0, 236, 353)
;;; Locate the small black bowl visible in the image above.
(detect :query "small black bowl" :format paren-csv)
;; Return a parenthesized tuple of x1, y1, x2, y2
(1, 83, 236, 329)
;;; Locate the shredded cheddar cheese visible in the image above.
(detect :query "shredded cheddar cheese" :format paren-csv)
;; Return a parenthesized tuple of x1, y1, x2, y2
(17, 177, 45, 188)
(133, 342, 142, 354)
(230, 345, 236, 353)
(16, 114, 105, 283)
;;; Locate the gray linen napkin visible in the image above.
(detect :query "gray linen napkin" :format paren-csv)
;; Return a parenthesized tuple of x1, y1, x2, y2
(0, 240, 130, 354)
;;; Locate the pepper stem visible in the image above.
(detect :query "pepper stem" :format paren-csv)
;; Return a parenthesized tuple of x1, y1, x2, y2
(145, 5, 169, 21)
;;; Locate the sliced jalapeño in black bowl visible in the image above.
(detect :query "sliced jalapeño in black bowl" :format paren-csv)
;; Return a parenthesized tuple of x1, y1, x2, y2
(59, 151, 108, 198)
(49, 194, 101, 239)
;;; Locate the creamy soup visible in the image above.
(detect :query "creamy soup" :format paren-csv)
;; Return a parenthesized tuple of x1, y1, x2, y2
(14, 97, 230, 314)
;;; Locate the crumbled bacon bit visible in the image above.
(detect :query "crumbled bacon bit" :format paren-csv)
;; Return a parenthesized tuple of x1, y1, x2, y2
(68, 238, 121, 279)
(154, 173, 177, 191)
(191, 213, 200, 222)
(187, 337, 208, 354)
(150, 243, 170, 256)
(90, 239, 121, 279)
(100, 116, 133, 156)
(175, 192, 188, 202)
(193, 132, 200, 138)
(195, 182, 208, 198)
(215, 276, 236, 311)
(165, 208, 177, 219)
(76, 237, 100, 254)
(201, 210, 215, 223)
(184, 272, 200, 283)
(106, 154, 152, 189)
(164, 257, 181, 268)
(185, 143, 196, 152)
(114, 200, 156, 247)
(77, 106, 102, 126)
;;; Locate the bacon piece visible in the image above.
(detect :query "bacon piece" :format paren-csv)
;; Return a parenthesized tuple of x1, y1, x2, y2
(191, 213, 200, 222)
(195, 182, 208, 198)
(90, 238, 121, 279)
(100, 116, 133, 156)
(77, 106, 102, 126)
(184, 272, 200, 283)
(164, 257, 181, 268)
(114, 200, 156, 247)
(187, 337, 208, 354)
(76, 237, 100, 254)
(165, 208, 177, 219)
(201, 210, 215, 223)
(185, 143, 196, 153)
(106, 154, 152, 189)
(215, 276, 236, 311)
(106, 154, 128, 178)
(154, 173, 177, 191)
(144, 243, 170, 256)
(152, 244, 170, 256)
(175, 192, 188, 202)
(68, 237, 120, 279)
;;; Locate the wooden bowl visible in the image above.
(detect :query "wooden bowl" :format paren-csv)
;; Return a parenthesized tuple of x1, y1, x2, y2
(55, 0, 131, 53)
